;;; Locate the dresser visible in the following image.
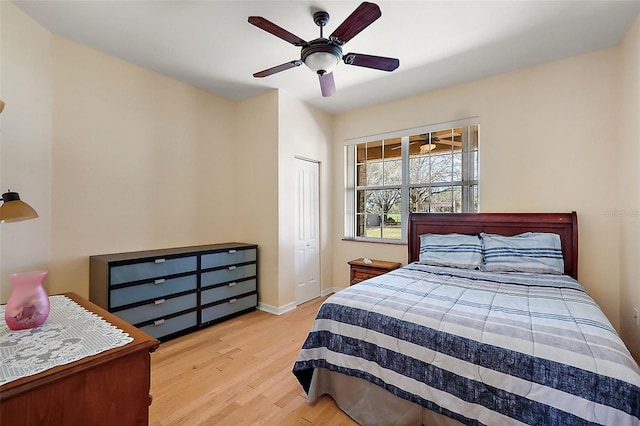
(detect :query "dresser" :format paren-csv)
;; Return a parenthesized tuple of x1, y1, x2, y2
(348, 258, 401, 285)
(90, 242, 258, 341)
(0, 293, 159, 426)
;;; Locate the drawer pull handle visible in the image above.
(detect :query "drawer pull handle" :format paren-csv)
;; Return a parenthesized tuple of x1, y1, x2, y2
(154, 279, 165, 285)
(229, 298, 237, 304)
(229, 250, 236, 254)
(155, 258, 166, 264)
(154, 319, 165, 326)
(228, 266, 236, 271)
(228, 282, 236, 287)
(154, 299, 165, 305)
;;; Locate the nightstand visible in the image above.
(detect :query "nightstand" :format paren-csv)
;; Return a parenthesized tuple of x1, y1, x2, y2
(348, 258, 402, 285)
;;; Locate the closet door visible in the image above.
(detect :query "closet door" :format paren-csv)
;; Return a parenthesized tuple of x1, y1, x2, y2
(294, 158, 321, 304)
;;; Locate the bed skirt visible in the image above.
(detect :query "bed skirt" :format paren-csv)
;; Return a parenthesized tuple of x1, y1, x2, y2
(308, 367, 464, 426)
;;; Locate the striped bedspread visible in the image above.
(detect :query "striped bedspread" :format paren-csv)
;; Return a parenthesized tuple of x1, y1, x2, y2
(293, 263, 640, 425)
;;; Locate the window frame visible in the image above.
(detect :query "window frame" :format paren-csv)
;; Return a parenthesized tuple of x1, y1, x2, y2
(344, 117, 480, 243)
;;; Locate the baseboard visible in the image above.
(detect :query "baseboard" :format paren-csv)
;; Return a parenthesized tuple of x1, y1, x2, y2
(257, 288, 342, 315)
(257, 301, 297, 316)
(322, 287, 341, 296)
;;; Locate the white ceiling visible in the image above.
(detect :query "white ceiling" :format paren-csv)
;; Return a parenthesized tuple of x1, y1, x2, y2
(13, 0, 640, 114)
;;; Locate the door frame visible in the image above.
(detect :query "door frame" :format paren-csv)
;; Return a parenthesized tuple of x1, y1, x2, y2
(294, 156, 321, 305)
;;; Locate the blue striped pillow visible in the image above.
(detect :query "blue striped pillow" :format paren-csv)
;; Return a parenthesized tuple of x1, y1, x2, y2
(419, 233, 483, 270)
(481, 232, 564, 274)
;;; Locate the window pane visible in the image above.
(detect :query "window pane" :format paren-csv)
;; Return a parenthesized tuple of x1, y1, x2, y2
(356, 188, 401, 240)
(430, 186, 453, 212)
(409, 187, 430, 213)
(453, 152, 462, 181)
(472, 184, 478, 212)
(366, 161, 383, 186)
(357, 163, 366, 186)
(431, 153, 452, 183)
(409, 155, 430, 184)
(452, 186, 462, 212)
(473, 150, 478, 181)
(384, 158, 402, 185)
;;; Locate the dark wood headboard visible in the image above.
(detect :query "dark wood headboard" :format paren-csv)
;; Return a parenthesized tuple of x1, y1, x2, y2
(407, 212, 579, 279)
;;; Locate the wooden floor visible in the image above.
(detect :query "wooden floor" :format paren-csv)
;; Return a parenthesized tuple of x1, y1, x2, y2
(149, 297, 357, 425)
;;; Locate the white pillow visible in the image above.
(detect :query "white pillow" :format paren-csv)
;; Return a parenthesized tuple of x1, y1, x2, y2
(481, 232, 564, 274)
(419, 233, 483, 270)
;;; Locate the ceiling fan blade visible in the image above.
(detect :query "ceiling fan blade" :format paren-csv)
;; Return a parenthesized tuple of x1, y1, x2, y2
(391, 142, 416, 150)
(253, 60, 303, 78)
(248, 16, 308, 47)
(319, 72, 336, 97)
(329, 2, 381, 45)
(343, 52, 399, 71)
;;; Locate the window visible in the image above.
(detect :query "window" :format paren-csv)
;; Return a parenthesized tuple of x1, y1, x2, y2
(345, 118, 479, 242)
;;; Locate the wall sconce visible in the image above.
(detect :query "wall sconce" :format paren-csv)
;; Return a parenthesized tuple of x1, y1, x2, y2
(0, 190, 39, 223)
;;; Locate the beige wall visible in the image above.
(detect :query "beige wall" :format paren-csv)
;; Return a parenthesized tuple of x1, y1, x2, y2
(278, 91, 333, 306)
(235, 91, 280, 308)
(618, 14, 640, 360)
(49, 36, 239, 298)
(332, 47, 623, 331)
(0, 3, 52, 300)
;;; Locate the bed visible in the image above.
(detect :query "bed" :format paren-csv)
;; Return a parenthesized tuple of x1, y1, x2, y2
(293, 212, 640, 425)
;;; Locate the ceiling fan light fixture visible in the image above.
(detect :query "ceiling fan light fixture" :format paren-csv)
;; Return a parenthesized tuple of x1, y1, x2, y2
(302, 41, 342, 75)
(304, 52, 339, 74)
(420, 143, 436, 154)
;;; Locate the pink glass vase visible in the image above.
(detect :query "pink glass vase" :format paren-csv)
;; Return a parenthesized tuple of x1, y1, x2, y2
(5, 270, 50, 330)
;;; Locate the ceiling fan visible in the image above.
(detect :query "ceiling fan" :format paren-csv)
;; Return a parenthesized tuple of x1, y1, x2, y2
(248, 2, 400, 97)
(391, 132, 463, 153)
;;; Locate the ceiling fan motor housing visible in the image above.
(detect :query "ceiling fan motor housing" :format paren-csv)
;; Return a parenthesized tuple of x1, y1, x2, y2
(301, 39, 343, 75)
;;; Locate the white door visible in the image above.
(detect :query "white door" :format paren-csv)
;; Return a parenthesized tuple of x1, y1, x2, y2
(294, 158, 321, 305)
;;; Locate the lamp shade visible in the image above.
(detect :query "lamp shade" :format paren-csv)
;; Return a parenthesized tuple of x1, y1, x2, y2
(0, 191, 39, 223)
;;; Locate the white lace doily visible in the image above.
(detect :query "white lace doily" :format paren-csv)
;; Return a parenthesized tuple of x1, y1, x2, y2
(0, 295, 133, 386)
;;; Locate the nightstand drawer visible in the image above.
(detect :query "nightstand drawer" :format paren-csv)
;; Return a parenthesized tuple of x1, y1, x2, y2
(352, 269, 380, 283)
(348, 258, 401, 285)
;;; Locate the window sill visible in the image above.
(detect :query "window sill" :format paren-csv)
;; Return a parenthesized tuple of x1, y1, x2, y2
(342, 238, 406, 246)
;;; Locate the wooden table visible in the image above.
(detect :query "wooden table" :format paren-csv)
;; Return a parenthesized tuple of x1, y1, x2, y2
(348, 258, 402, 285)
(0, 292, 159, 425)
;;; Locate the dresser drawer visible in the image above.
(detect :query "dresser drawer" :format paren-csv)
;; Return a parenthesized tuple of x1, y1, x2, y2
(110, 256, 197, 285)
(201, 248, 257, 269)
(114, 292, 197, 325)
(201, 278, 256, 305)
(201, 293, 257, 324)
(201, 264, 256, 287)
(110, 274, 197, 308)
(139, 310, 197, 339)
